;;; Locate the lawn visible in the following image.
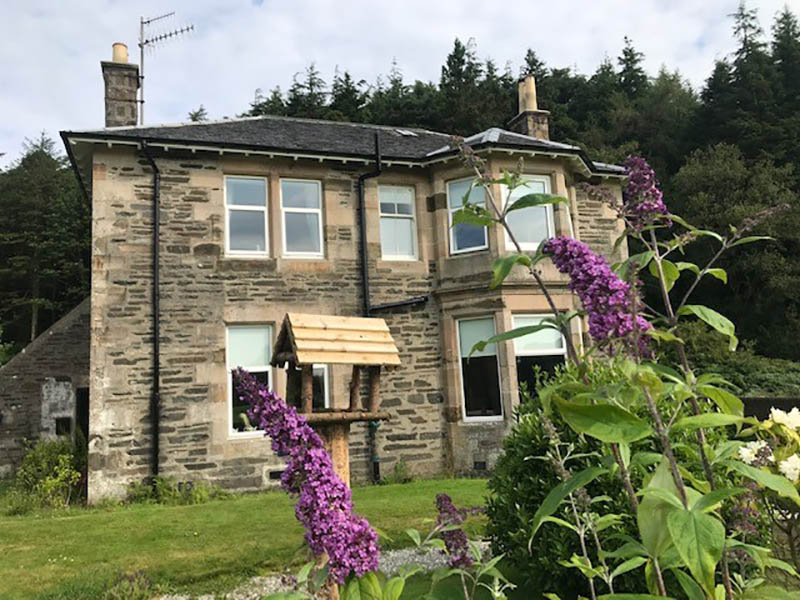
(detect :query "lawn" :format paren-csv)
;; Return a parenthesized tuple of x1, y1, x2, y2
(0, 478, 488, 600)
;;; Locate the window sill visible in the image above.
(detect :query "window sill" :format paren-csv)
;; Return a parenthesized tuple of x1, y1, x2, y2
(227, 431, 265, 441)
(461, 416, 505, 424)
(447, 248, 490, 258)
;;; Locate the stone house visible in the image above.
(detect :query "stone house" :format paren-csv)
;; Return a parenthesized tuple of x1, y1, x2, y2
(0, 44, 626, 501)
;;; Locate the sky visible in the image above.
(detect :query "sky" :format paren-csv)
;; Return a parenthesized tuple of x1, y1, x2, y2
(0, 0, 794, 168)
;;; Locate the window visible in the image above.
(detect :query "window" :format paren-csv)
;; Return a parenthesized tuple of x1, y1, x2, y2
(286, 364, 330, 410)
(55, 417, 72, 437)
(227, 325, 272, 434)
(379, 185, 417, 260)
(225, 176, 268, 255)
(447, 178, 488, 254)
(503, 175, 555, 251)
(281, 179, 324, 257)
(457, 317, 502, 419)
(512, 314, 566, 397)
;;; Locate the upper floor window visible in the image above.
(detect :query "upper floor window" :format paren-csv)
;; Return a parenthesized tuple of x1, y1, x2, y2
(225, 176, 269, 255)
(227, 324, 272, 434)
(503, 175, 555, 251)
(512, 314, 565, 396)
(379, 185, 417, 260)
(281, 179, 324, 258)
(447, 178, 488, 255)
(457, 316, 502, 420)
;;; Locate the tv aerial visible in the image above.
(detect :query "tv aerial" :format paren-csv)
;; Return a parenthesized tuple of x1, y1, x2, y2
(138, 11, 194, 125)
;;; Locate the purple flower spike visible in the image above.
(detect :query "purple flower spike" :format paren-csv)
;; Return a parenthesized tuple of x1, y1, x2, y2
(543, 236, 652, 357)
(234, 369, 379, 583)
(623, 156, 668, 229)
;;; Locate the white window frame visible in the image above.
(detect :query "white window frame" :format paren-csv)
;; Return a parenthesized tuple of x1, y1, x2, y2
(447, 177, 489, 256)
(378, 185, 418, 261)
(511, 314, 567, 359)
(456, 315, 504, 423)
(280, 178, 324, 259)
(224, 175, 269, 257)
(226, 324, 273, 438)
(502, 175, 555, 252)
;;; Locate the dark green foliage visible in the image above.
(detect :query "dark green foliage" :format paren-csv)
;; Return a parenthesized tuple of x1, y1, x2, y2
(187, 104, 208, 122)
(0, 134, 89, 354)
(486, 368, 642, 598)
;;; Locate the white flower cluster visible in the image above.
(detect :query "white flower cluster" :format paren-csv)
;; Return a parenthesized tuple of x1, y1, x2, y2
(779, 454, 800, 483)
(770, 407, 800, 430)
(738, 440, 773, 465)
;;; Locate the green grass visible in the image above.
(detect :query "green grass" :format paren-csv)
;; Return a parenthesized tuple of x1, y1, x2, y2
(0, 478, 487, 600)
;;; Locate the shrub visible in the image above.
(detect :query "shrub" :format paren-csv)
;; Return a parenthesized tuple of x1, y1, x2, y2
(126, 475, 228, 505)
(486, 364, 643, 598)
(381, 458, 413, 485)
(5, 438, 83, 513)
(102, 572, 156, 600)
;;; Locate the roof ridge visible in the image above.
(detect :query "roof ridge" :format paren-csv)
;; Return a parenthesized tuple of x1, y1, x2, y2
(83, 114, 452, 138)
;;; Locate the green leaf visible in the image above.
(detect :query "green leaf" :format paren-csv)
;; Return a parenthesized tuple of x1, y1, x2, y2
(490, 253, 533, 289)
(697, 385, 744, 416)
(470, 322, 559, 356)
(671, 413, 743, 432)
(611, 556, 647, 579)
(741, 584, 800, 599)
(638, 458, 681, 558)
(613, 251, 654, 277)
(554, 398, 653, 443)
(296, 561, 314, 585)
(529, 466, 607, 541)
(405, 528, 421, 547)
(597, 595, 666, 599)
(678, 305, 738, 351)
(650, 259, 681, 291)
(672, 568, 705, 600)
(764, 557, 800, 577)
(452, 207, 494, 227)
(638, 487, 684, 509)
(675, 261, 700, 275)
(645, 329, 685, 345)
(729, 235, 773, 248)
(667, 507, 725, 595)
(540, 515, 579, 533)
(692, 487, 746, 513)
(382, 577, 406, 600)
(343, 572, 382, 600)
(505, 193, 567, 213)
(705, 268, 727, 284)
(727, 461, 800, 504)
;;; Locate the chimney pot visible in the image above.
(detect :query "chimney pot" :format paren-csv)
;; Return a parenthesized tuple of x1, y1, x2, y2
(507, 74, 550, 140)
(111, 42, 129, 63)
(518, 75, 538, 112)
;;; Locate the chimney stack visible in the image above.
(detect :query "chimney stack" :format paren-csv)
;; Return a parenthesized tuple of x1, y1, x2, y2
(507, 74, 550, 140)
(101, 43, 139, 127)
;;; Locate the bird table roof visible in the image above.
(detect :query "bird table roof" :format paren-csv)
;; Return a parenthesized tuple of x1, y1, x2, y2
(271, 313, 401, 367)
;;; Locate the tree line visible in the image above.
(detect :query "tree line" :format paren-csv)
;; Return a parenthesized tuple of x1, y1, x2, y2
(1, 2, 798, 364)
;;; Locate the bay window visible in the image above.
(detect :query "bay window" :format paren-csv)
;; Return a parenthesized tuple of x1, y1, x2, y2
(457, 317, 502, 419)
(512, 314, 566, 397)
(447, 178, 488, 254)
(503, 175, 555, 251)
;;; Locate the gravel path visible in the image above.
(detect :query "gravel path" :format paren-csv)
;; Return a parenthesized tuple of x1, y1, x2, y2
(158, 546, 450, 600)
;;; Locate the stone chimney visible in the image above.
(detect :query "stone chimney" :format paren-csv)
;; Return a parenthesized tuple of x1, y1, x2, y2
(507, 74, 550, 140)
(101, 43, 139, 127)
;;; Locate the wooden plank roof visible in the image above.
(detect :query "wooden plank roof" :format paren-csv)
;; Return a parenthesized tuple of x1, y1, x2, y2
(272, 313, 401, 367)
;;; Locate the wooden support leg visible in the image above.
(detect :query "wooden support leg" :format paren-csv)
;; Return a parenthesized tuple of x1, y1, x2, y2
(301, 364, 313, 414)
(368, 366, 381, 413)
(321, 423, 351, 487)
(348, 365, 361, 411)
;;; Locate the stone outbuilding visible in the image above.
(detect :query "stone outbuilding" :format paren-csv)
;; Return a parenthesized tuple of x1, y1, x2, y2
(0, 44, 627, 501)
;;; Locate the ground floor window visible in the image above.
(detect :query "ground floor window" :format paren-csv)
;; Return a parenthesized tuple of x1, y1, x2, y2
(227, 324, 272, 433)
(512, 314, 566, 398)
(457, 317, 502, 419)
(286, 364, 330, 410)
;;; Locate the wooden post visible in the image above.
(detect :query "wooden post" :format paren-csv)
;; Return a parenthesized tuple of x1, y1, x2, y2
(348, 365, 361, 411)
(301, 364, 313, 414)
(368, 366, 381, 413)
(320, 423, 351, 487)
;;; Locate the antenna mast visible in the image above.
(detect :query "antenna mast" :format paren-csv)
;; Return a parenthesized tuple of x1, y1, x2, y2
(138, 12, 194, 125)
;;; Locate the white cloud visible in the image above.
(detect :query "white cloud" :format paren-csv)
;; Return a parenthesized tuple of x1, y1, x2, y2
(0, 0, 791, 167)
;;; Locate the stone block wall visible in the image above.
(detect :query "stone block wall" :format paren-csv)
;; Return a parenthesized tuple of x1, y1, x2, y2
(0, 298, 90, 476)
